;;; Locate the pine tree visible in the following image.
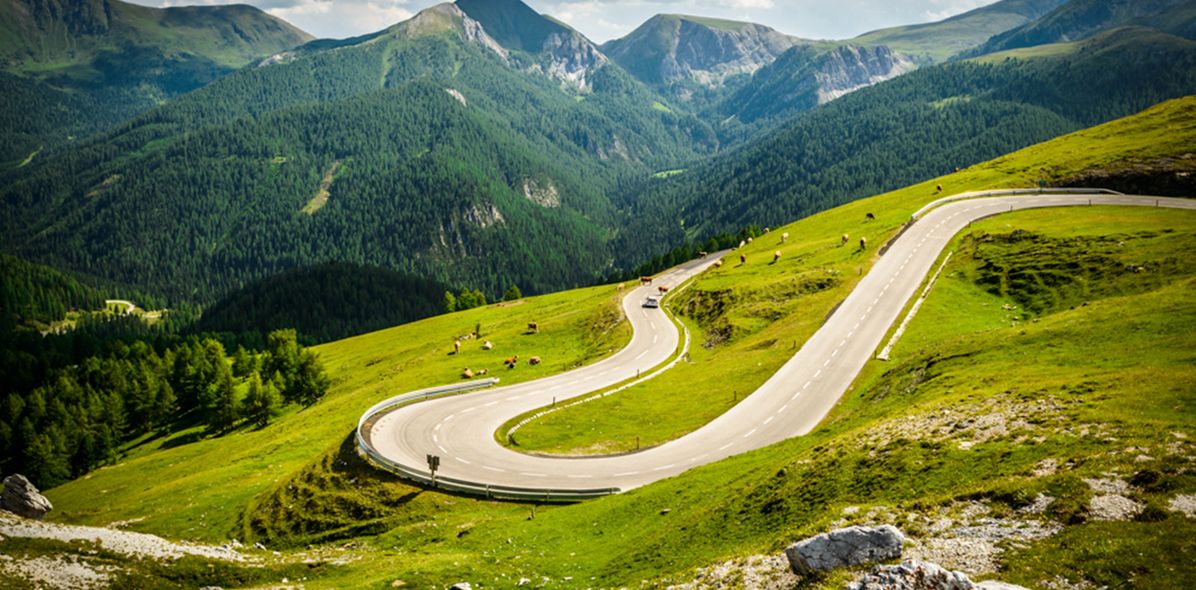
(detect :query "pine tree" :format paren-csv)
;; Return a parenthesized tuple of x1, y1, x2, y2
(443, 291, 457, 313)
(503, 285, 522, 301)
(243, 372, 279, 428)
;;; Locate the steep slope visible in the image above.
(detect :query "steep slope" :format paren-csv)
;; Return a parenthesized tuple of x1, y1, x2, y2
(0, 0, 311, 166)
(601, 14, 804, 91)
(33, 98, 1196, 589)
(618, 27, 1196, 262)
(722, 43, 916, 124)
(0, 2, 714, 304)
(972, 0, 1196, 55)
(0, 253, 104, 333)
(456, 0, 608, 91)
(852, 0, 1066, 62)
(194, 262, 449, 345)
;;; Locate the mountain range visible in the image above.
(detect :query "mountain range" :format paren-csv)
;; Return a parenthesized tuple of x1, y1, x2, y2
(2, 0, 1194, 310)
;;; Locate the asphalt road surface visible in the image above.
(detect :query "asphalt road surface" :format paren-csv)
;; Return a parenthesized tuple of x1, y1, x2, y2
(368, 193, 1195, 492)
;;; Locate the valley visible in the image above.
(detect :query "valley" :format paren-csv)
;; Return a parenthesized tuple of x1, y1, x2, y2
(1, 0, 1194, 588)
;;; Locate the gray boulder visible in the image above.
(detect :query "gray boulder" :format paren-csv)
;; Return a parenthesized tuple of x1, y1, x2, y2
(850, 559, 973, 590)
(848, 560, 1033, 590)
(785, 524, 904, 575)
(0, 474, 53, 519)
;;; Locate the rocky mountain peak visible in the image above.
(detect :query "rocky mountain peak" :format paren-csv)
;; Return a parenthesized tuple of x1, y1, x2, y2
(602, 13, 803, 88)
(456, 0, 608, 91)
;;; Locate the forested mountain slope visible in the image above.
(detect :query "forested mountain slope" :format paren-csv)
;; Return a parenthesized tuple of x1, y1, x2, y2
(0, 1, 713, 304)
(0, 0, 311, 167)
(971, 0, 1196, 55)
(194, 262, 449, 345)
(615, 27, 1196, 263)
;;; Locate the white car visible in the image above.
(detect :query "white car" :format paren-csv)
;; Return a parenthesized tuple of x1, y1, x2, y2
(643, 296, 660, 308)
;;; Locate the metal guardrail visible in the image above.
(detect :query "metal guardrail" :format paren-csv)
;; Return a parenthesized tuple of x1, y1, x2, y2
(910, 187, 1122, 220)
(355, 373, 621, 502)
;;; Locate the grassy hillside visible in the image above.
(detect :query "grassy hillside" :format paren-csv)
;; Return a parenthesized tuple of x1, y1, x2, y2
(28, 98, 1196, 588)
(851, 0, 1065, 62)
(0, 0, 311, 165)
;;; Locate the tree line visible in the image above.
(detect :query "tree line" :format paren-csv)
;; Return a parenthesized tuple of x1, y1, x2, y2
(0, 329, 328, 489)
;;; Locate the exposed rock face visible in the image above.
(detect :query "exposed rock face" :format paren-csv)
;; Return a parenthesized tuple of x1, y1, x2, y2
(850, 559, 1030, 590)
(784, 524, 904, 575)
(521, 178, 560, 208)
(1, 474, 53, 519)
(539, 30, 608, 91)
(724, 43, 915, 123)
(463, 202, 505, 229)
(602, 14, 801, 89)
(456, 0, 607, 91)
(449, 583, 472, 590)
(814, 45, 917, 103)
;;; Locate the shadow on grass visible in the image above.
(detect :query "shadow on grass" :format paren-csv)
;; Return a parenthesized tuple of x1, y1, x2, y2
(240, 433, 424, 547)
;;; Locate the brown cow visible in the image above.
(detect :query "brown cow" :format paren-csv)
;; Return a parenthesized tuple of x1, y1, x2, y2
(504, 355, 519, 368)
(527, 322, 539, 334)
(936, 184, 943, 193)
(640, 276, 654, 285)
(841, 233, 850, 246)
(773, 251, 782, 264)
(658, 285, 670, 295)
(859, 237, 868, 250)
(865, 212, 875, 221)
(740, 253, 747, 264)
(528, 356, 542, 366)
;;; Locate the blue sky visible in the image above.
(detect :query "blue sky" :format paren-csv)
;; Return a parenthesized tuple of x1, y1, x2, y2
(132, 0, 995, 43)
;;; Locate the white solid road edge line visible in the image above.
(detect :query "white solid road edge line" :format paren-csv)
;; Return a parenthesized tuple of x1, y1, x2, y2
(877, 251, 954, 361)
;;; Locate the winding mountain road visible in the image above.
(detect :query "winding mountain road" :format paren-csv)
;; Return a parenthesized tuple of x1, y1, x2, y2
(365, 193, 1195, 494)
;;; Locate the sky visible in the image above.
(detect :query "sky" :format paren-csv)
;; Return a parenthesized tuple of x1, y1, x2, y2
(132, 0, 997, 43)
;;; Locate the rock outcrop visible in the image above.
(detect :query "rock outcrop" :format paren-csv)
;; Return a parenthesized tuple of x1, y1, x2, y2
(850, 559, 1031, 590)
(784, 524, 904, 575)
(0, 474, 53, 519)
(602, 14, 802, 89)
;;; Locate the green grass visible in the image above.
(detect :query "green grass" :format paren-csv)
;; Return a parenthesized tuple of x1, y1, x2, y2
(651, 101, 673, 114)
(47, 284, 630, 540)
(652, 168, 686, 178)
(28, 98, 1196, 589)
(506, 97, 1196, 455)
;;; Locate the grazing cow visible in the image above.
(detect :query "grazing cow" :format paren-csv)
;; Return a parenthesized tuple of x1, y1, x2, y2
(740, 253, 747, 264)
(747, 237, 754, 244)
(781, 232, 790, 243)
(640, 276, 654, 285)
(482, 340, 494, 350)
(841, 233, 850, 246)
(461, 368, 475, 379)
(739, 240, 746, 249)
(504, 355, 519, 368)
(617, 282, 626, 291)
(453, 340, 461, 354)
(936, 184, 943, 193)
(477, 368, 489, 376)
(763, 227, 770, 234)
(698, 251, 708, 258)
(527, 322, 539, 334)
(528, 356, 542, 366)
(658, 285, 670, 295)
(714, 260, 723, 268)
(865, 212, 875, 221)
(773, 251, 782, 264)
(859, 237, 867, 250)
